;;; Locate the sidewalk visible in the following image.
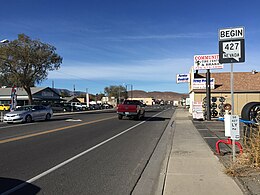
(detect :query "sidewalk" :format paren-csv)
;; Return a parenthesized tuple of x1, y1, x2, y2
(163, 108, 243, 195)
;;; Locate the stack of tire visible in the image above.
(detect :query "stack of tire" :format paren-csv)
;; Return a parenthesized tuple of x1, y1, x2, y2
(217, 97, 226, 117)
(202, 97, 207, 118)
(203, 96, 227, 118)
(211, 97, 218, 118)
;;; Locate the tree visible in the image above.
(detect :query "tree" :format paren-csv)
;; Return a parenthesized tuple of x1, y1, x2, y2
(104, 85, 128, 100)
(0, 34, 62, 104)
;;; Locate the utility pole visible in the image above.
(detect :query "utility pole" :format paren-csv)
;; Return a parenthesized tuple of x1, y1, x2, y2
(86, 88, 89, 108)
(131, 84, 133, 100)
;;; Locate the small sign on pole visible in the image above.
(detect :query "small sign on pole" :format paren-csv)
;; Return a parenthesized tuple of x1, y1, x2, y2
(225, 114, 240, 161)
(225, 115, 240, 140)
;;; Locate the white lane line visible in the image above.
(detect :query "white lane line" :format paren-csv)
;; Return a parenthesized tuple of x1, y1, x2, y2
(2, 109, 169, 195)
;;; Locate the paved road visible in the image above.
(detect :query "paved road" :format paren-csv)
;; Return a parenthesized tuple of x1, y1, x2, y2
(0, 106, 175, 194)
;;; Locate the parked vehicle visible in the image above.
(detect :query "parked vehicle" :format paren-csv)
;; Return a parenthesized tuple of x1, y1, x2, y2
(89, 104, 101, 110)
(3, 105, 53, 123)
(80, 103, 89, 110)
(101, 103, 113, 109)
(117, 100, 145, 120)
(71, 102, 83, 111)
(51, 103, 72, 112)
(0, 104, 10, 111)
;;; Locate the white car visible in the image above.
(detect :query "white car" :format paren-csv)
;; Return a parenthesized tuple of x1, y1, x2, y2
(3, 105, 53, 123)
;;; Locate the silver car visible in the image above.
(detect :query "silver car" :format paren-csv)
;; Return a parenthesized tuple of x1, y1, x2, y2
(3, 105, 53, 123)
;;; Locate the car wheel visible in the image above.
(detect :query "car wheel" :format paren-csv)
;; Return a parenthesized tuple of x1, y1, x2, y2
(135, 113, 141, 120)
(241, 102, 260, 123)
(142, 111, 145, 119)
(45, 113, 51, 121)
(118, 115, 123, 120)
(25, 115, 32, 123)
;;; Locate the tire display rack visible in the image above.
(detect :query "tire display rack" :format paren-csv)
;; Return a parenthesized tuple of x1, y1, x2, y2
(203, 96, 230, 118)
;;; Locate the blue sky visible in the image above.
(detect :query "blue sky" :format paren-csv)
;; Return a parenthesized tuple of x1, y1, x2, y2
(0, 0, 259, 94)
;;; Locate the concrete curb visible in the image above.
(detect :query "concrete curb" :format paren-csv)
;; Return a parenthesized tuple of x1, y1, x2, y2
(132, 108, 177, 195)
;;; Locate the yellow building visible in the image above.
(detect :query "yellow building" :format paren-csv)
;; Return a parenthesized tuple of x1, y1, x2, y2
(189, 70, 260, 116)
(128, 97, 154, 106)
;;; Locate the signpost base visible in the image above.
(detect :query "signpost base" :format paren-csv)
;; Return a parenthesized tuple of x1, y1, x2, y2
(216, 138, 243, 155)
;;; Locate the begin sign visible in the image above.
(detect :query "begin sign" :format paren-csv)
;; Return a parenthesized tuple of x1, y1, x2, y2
(219, 27, 244, 40)
(219, 27, 245, 63)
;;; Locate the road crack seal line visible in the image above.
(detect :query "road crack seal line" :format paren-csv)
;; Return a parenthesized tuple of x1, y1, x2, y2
(0, 116, 116, 144)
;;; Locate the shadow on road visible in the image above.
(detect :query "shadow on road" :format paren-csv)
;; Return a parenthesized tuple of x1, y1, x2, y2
(143, 116, 171, 122)
(0, 177, 41, 195)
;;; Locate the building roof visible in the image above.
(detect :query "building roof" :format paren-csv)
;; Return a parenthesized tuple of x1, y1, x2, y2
(192, 71, 260, 93)
(0, 87, 60, 96)
(63, 96, 80, 102)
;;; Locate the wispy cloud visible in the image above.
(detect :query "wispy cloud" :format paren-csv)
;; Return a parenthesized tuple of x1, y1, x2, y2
(104, 32, 215, 41)
(47, 58, 193, 82)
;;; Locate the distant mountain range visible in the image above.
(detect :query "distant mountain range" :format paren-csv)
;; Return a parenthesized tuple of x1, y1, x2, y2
(131, 90, 188, 101)
(55, 89, 188, 101)
(54, 88, 86, 96)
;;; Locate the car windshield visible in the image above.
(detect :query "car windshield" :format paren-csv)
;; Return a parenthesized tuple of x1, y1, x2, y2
(15, 106, 33, 111)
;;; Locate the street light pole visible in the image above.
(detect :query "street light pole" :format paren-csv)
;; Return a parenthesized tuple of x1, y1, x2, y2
(125, 84, 133, 100)
(86, 88, 89, 108)
(131, 84, 133, 100)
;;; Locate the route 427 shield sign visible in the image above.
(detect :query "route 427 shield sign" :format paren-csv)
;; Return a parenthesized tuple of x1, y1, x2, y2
(219, 27, 245, 64)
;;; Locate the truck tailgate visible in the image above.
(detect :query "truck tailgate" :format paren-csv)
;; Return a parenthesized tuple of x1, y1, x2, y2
(117, 104, 137, 113)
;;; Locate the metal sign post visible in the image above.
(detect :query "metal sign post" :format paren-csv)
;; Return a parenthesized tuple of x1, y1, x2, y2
(219, 27, 245, 162)
(206, 69, 211, 120)
(231, 63, 235, 161)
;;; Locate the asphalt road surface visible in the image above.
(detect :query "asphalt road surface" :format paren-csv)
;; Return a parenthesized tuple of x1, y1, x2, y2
(0, 106, 175, 195)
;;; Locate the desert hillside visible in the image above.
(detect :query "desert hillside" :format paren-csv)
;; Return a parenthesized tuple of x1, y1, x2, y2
(131, 90, 188, 101)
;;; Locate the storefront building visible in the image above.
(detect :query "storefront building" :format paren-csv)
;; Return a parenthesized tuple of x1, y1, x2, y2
(0, 87, 62, 106)
(189, 71, 260, 116)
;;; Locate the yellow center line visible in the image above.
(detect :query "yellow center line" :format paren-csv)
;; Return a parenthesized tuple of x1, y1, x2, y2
(0, 116, 117, 144)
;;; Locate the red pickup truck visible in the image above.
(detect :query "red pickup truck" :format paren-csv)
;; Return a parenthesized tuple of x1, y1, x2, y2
(117, 100, 145, 120)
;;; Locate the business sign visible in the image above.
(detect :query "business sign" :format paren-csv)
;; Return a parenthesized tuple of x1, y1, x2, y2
(194, 54, 223, 70)
(219, 27, 245, 63)
(192, 78, 215, 89)
(192, 101, 204, 120)
(176, 74, 190, 83)
(224, 115, 240, 140)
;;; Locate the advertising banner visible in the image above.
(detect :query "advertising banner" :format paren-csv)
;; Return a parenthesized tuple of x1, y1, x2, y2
(194, 54, 223, 70)
(192, 102, 204, 120)
(176, 74, 190, 83)
(192, 78, 215, 89)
